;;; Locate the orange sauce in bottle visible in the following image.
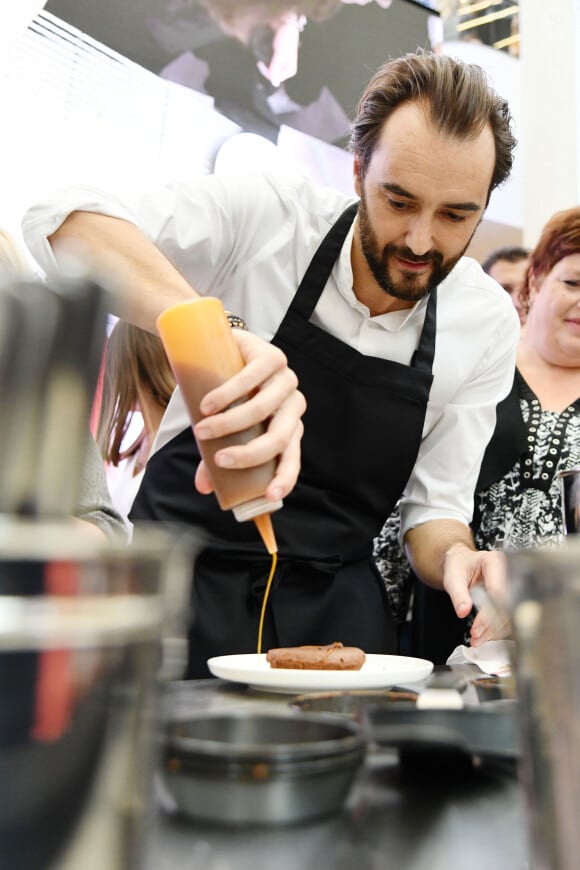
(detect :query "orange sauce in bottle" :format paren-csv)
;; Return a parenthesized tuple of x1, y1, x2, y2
(157, 298, 282, 517)
(157, 298, 280, 650)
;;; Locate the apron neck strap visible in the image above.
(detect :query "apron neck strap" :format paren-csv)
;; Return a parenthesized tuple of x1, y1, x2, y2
(289, 202, 359, 321)
(411, 287, 437, 374)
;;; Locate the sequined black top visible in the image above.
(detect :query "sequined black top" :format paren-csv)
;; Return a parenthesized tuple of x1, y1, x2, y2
(473, 371, 580, 550)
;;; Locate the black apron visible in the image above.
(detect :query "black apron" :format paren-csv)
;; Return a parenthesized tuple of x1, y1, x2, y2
(131, 203, 437, 677)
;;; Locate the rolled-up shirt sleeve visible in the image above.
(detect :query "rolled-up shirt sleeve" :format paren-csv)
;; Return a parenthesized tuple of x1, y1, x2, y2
(22, 184, 140, 274)
(22, 174, 298, 290)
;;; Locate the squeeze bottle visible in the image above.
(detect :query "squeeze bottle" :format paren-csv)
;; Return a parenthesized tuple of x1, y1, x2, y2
(157, 297, 280, 553)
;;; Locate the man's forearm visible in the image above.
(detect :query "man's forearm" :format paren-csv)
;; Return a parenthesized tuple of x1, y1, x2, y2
(403, 518, 475, 589)
(49, 211, 198, 332)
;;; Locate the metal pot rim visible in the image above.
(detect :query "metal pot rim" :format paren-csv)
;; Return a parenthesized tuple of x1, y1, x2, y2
(165, 710, 365, 762)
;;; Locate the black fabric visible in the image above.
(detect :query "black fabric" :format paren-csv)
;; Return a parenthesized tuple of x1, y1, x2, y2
(132, 203, 437, 677)
(411, 369, 527, 665)
(475, 372, 527, 493)
(411, 582, 467, 666)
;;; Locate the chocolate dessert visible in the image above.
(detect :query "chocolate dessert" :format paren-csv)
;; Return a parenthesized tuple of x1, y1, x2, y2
(266, 642, 366, 671)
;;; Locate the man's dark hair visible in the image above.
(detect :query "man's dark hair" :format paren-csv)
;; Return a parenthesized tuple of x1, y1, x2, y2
(481, 246, 530, 274)
(350, 49, 517, 201)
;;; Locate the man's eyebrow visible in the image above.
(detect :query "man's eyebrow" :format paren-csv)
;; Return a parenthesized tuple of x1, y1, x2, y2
(382, 182, 481, 213)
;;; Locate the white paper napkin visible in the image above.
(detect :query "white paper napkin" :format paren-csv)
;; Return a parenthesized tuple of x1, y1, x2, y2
(446, 640, 513, 677)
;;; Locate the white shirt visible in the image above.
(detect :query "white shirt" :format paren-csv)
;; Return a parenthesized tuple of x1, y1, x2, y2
(22, 171, 520, 536)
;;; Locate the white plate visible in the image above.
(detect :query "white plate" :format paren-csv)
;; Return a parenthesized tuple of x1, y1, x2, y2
(207, 653, 434, 694)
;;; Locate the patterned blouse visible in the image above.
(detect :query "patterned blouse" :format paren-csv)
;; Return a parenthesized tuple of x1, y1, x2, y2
(473, 373, 580, 550)
(374, 370, 580, 624)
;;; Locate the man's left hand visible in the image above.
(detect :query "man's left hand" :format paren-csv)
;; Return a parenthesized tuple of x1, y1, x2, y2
(443, 543, 511, 646)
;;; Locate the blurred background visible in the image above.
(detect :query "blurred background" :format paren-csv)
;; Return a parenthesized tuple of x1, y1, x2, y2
(0, 0, 577, 267)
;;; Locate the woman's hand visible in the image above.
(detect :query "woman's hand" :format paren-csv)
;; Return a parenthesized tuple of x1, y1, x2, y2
(193, 329, 306, 502)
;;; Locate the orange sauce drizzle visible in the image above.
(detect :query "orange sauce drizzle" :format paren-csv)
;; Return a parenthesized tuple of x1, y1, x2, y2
(257, 550, 278, 654)
(254, 512, 278, 654)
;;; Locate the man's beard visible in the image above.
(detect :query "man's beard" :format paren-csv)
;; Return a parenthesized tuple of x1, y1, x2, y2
(357, 194, 471, 303)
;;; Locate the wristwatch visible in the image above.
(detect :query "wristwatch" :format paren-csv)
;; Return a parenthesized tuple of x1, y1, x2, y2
(224, 310, 248, 330)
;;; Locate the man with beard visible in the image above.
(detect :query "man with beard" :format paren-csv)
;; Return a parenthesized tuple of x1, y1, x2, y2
(23, 51, 518, 677)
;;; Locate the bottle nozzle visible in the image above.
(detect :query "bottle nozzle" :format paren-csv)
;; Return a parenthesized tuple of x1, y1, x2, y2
(254, 512, 277, 554)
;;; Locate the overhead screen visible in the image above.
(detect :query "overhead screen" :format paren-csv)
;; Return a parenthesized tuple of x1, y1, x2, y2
(44, 0, 437, 147)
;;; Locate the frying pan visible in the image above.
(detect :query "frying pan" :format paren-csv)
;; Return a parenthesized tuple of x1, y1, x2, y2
(363, 698, 520, 761)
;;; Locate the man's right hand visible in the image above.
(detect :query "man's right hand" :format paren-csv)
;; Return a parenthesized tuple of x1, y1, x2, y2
(193, 329, 306, 502)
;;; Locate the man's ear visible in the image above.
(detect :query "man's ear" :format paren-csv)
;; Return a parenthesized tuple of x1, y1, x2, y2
(353, 155, 362, 197)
